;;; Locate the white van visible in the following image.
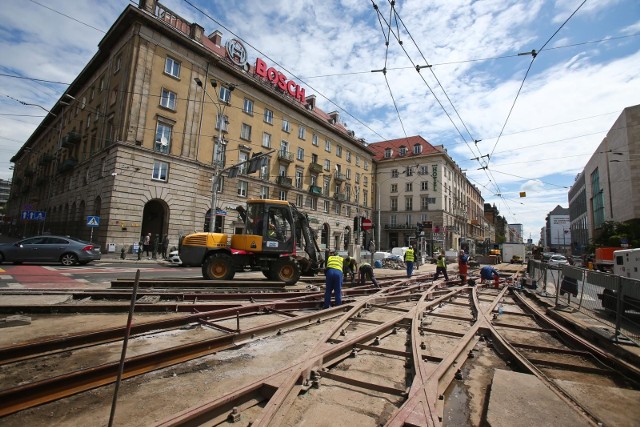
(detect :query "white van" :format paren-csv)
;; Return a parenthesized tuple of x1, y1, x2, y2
(613, 248, 640, 279)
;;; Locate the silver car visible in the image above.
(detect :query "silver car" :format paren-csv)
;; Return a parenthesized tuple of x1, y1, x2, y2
(0, 235, 102, 266)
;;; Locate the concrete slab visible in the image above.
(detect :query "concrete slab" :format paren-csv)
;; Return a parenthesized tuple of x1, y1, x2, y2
(555, 379, 640, 427)
(0, 314, 32, 328)
(486, 369, 585, 427)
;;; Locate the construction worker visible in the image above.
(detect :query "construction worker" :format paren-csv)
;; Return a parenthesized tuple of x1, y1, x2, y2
(433, 252, 449, 281)
(359, 261, 379, 288)
(324, 250, 344, 308)
(343, 255, 357, 286)
(404, 245, 416, 277)
(480, 265, 500, 287)
(458, 250, 469, 285)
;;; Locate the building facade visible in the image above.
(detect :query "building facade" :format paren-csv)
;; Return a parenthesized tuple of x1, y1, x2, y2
(7, 0, 374, 252)
(545, 205, 570, 253)
(368, 136, 485, 255)
(568, 172, 588, 255)
(573, 104, 640, 245)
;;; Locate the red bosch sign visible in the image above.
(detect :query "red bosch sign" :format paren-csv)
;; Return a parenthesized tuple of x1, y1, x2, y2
(254, 58, 306, 104)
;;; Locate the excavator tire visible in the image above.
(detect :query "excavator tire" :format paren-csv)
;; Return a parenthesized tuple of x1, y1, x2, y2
(270, 258, 301, 285)
(202, 253, 235, 280)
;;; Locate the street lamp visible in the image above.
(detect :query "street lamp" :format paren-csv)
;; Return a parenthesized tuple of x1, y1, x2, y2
(194, 77, 235, 232)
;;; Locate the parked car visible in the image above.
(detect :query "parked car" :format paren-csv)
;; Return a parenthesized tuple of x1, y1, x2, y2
(0, 235, 101, 266)
(167, 250, 182, 266)
(548, 254, 569, 267)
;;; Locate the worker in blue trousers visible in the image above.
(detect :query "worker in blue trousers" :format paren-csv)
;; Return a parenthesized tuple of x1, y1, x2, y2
(324, 250, 344, 308)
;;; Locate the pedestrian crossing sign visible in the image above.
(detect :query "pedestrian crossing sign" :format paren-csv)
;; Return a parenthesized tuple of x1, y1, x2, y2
(87, 216, 100, 227)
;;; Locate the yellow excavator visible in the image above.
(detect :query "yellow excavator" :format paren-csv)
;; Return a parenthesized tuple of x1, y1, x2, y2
(179, 199, 323, 285)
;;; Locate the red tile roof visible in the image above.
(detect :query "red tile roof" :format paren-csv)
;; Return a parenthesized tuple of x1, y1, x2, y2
(368, 135, 443, 161)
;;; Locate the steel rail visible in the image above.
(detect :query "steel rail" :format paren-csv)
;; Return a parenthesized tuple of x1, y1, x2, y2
(0, 301, 350, 417)
(155, 280, 458, 426)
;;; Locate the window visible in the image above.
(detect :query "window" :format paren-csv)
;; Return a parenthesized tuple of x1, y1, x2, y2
(282, 117, 290, 132)
(334, 203, 340, 215)
(356, 156, 360, 167)
(591, 169, 605, 228)
(152, 160, 169, 181)
(311, 153, 318, 164)
(99, 76, 105, 92)
(399, 146, 407, 156)
(114, 54, 121, 73)
(298, 126, 306, 139)
(324, 159, 331, 171)
(324, 200, 330, 213)
(391, 184, 398, 193)
(346, 151, 351, 162)
(309, 196, 318, 210)
(164, 57, 180, 78)
(243, 98, 253, 115)
(295, 169, 303, 189)
(324, 139, 331, 152)
(421, 196, 433, 210)
(391, 197, 398, 211)
(355, 173, 360, 183)
(260, 186, 270, 199)
(363, 190, 368, 208)
(384, 148, 392, 159)
(346, 168, 351, 179)
(364, 160, 369, 171)
(278, 190, 287, 201)
(262, 132, 271, 148)
(297, 147, 304, 161)
(296, 194, 304, 206)
(364, 176, 368, 187)
(391, 169, 399, 178)
(406, 167, 414, 177)
(405, 196, 413, 210)
(219, 86, 231, 103)
(413, 144, 422, 154)
(421, 181, 429, 191)
(264, 108, 273, 124)
(240, 123, 252, 141)
(90, 86, 95, 101)
(336, 145, 342, 157)
(216, 113, 228, 132)
(238, 180, 248, 197)
(155, 121, 172, 154)
(86, 114, 91, 128)
(420, 165, 428, 175)
(312, 134, 318, 146)
(160, 88, 177, 110)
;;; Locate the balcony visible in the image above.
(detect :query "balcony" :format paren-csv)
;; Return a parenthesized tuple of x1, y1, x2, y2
(334, 171, 346, 182)
(58, 158, 78, 174)
(333, 192, 346, 201)
(308, 162, 323, 173)
(61, 131, 81, 149)
(276, 176, 292, 187)
(308, 185, 322, 195)
(277, 150, 293, 163)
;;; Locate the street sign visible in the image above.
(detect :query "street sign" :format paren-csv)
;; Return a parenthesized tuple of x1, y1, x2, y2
(87, 216, 100, 227)
(361, 218, 373, 230)
(21, 210, 46, 221)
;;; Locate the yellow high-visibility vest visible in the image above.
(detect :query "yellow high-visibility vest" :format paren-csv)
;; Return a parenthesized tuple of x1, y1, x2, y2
(327, 256, 344, 271)
(436, 256, 446, 267)
(405, 248, 415, 262)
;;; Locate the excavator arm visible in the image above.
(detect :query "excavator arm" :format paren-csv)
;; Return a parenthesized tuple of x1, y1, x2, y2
(290, 203, 323, 275)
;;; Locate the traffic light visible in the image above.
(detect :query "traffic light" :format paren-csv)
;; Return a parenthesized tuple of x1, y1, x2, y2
(353, 216, 360, 232)
(247, 153, 267, 174)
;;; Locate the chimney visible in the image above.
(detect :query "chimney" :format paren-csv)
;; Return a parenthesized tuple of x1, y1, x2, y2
(208, 30, 223, 47)
(305, 95, 316, 110)
(138, 0, 156, 13)
(328, 111, 339, 124)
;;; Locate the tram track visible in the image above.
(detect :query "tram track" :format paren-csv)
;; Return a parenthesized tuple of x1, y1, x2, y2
(1, 268, 638, 426)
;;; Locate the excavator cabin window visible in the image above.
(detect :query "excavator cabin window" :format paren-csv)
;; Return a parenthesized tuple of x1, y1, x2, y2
(266, 206, 292, 243)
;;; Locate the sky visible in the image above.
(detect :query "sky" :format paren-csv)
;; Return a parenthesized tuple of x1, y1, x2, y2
(0, 0, 639, 242)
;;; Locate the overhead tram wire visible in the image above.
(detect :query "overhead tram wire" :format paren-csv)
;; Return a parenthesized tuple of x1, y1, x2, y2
(487, 0, 588, 164)
(182, 0, 388, 143)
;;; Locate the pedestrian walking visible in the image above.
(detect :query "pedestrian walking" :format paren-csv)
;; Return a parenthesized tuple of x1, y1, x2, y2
(359, 262, 379, 288)
(343, 255, 357, 286)
(433, 252, 449, 281)
(458, 250, 469, 285)
(143, 233, 151, 257)
(161, 234, 169, 259)
(152, 233, 159, 259)
(324, 250, 344, 308)
(404, 245, 416, 278)
(137, 240, 143, 261)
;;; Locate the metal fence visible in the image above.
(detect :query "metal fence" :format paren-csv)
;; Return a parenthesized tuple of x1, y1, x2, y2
(526, 260, 640, 344)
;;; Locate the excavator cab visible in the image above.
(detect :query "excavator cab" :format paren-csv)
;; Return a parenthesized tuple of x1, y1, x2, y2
(232, 199, 295, 254)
